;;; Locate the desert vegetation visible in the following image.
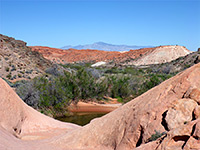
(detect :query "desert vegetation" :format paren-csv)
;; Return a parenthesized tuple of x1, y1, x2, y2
(12, 63, 173, 116)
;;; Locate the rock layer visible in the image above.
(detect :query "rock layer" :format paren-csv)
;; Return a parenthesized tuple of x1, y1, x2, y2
(30, 45, 191, 66)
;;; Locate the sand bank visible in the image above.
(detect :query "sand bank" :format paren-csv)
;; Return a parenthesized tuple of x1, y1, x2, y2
(68, 99, 122, 113)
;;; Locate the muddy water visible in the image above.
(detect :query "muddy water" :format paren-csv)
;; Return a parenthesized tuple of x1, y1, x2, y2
(56, 113, 106, 126)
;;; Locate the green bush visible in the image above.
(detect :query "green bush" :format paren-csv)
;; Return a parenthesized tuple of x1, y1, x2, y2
(16, 64, 174, 112)
(18, 74, 22, 78)
(6, 73, 12, 79)
(138, 74, 172, 95)
(107, 75, 132, 98)
(5, 67, 9, 72)
(147, 130, 166, 142)
(116, 96, 123, 103)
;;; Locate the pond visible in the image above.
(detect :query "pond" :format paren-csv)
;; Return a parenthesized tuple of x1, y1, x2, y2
(56, 113, 106, 126)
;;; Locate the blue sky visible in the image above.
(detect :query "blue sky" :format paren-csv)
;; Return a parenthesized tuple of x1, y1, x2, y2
(0, 0, 199, 51)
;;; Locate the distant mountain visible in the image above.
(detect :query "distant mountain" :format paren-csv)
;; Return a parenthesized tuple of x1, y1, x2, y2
(61, 42, 152, 51)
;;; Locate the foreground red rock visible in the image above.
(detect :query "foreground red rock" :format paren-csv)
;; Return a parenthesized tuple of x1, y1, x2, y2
(1, 63, 200, 150)
(0, 78, 80, 149)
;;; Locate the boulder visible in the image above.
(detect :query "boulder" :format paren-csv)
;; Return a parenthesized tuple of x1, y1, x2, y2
(165, 98, 198, 130)
(156, 120, 198, 150)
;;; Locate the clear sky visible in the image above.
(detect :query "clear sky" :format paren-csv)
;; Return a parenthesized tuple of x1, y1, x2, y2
(0, 0, 199, 51)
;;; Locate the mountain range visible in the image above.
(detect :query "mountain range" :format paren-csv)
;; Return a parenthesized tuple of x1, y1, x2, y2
(61, 42, 152, 51)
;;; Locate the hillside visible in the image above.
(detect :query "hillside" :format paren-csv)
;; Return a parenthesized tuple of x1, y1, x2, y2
(0, 34, 53, 81)
(147, 50, 200, 74)
(61, 42, 151, 51)
(30, 46, 121, 63)
(0, 62, 200, 150)
(112, 45, 191, 66)
(30, 45, 191, 66)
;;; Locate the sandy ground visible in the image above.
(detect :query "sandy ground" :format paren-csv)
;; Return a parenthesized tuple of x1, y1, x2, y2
(68, 98, 122, 113)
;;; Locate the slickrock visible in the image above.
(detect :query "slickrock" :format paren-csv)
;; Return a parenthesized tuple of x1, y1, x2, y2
(1, 62, 200, 150)
(134, 141, 159, 150)
(0, 77, 80, 149)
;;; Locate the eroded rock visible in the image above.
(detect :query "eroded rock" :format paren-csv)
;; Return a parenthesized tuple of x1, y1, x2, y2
(165, 98, 198, 130)
(156, 120, 197, 150)
(194, 105, 200, 119)
(189, 88, 200, 104)
(183, 136, 200, 150)
(193, 121, 200, 139)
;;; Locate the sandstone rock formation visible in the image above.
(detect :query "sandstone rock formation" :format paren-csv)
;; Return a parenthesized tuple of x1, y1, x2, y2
(0, 34, 53, 81)
(129, 45, 191, 66)
(30, 46, 121, 64)
(0, 62, 200, 150)
(30, 45, 191, 66)
(156, 119, 200, 150)
(0, 77, 80, 149)
(165, 98, 198, 130)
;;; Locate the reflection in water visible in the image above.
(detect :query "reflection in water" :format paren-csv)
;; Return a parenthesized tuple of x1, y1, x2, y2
(56, 113, 106, 126)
